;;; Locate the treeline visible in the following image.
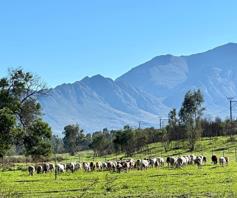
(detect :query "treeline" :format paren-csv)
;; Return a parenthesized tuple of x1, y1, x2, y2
(58, 89, 237, 156)
(58, 117, 236, 157)
(54, 124, 162, 157)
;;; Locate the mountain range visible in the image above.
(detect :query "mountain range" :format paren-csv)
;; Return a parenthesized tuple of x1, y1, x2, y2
(38, 43, 237, 134)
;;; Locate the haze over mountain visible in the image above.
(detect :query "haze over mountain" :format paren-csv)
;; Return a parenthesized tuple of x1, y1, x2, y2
(38, 43, 237, 134)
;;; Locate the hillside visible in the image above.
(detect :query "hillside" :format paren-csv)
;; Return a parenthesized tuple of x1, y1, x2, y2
(39, 43, 237, 134)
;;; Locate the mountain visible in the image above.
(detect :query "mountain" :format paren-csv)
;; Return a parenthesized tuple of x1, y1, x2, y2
(39, 43, 237, 134)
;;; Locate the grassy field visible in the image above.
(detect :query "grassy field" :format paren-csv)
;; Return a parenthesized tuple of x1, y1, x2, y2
(1, 136, 237, 197)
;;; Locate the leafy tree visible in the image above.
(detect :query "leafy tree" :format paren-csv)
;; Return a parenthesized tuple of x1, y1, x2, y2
(63, 124, 82, 155)
(51, 135, 65, 154)
(161, 128, 170, 152)
(90, 131, 113, 156)
(179, 89, 205, 151)
(113, 126, 136, 156)
(23, 119, 52, 160)
(0, 68, 48, 158)
(167, 108, 178, 140)
(0, 68, 46, 128)
(0, 108, 16, 158)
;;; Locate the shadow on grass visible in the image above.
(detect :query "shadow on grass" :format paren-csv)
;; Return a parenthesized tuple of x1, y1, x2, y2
(15, 179, 42, 183)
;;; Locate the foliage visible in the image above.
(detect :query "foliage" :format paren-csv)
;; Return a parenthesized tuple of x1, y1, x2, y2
(0, 108, 16, 158)
(23, 119, 52, 160)
(179, 89, 205, 151)
(63, 124, 83, 155)
(0, 68, 51, 159)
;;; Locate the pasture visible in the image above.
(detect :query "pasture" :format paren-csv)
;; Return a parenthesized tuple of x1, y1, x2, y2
(1, 136, 237, 197)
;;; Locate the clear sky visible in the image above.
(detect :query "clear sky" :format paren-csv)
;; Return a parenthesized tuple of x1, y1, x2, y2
(0, 0, 237, 87)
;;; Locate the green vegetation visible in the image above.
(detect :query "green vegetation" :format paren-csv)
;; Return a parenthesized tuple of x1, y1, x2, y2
(0, 68, 52, 160)
(1, 136, 237, 197)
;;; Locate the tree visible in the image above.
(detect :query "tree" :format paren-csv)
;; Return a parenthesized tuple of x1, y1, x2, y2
(63, 124, 82, 155)
(0, 68, 46, 128)
(90, 131, 113, 156)
(0, 68, 48, 158)
(161, 128, 170, 152)
(51, 135, 65, 154)
(179, 89, 205, 151)
(167, 108, 178, 140)
(0, 108, 16, 158)
(23, 119, 52, 161)
(113, 126, 136, 156)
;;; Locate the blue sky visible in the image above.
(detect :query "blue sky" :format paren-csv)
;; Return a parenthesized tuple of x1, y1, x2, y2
(0, 0, 237, 87)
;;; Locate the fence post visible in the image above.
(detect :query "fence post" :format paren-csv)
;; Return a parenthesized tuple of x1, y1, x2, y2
(54, 153, 57, 180)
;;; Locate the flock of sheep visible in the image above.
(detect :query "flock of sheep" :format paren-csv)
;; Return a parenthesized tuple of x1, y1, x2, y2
(27, 154, 230, 176)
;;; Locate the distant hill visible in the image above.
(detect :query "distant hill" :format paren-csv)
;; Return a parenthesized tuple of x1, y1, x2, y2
(38, 43, 237, 134)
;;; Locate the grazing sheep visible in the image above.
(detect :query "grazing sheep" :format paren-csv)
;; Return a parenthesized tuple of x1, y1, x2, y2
(107, 161, 116, 171)
(102, 162, 108, 170)
(149, 158, 157, 168)
(219, 157, 226, 166)
(128, 159, 135, 169)
(212, 155, 218, 165)
(141, 160, 149, 170)
(168, 157, 177, 168)
(75, 163, 81, 171)
(42, 163, 50, 173)
(90, 162, 96, 171)
(122, 161, 130, 172)
(28, 166, 35, 176)
(116, 162, 123, 173)
(189, 155, 196, 165)
(135, 159, 147, 170)
(36, 165, 43, 174)
(224, 157, 229, 165)
(48, 163, 55, 172)
(194, 156, 204, 167)
(66, 162, 75, 173)
(158, 157, 165, 166)
(56, 163, 65, 173)
(95, 162, 102, 171)
(82, 162, 91, 172)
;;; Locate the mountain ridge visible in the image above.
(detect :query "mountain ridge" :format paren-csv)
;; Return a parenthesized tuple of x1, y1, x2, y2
(39, 43, 237, 134)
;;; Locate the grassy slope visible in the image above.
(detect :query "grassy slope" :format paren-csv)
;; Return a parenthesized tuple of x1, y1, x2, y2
(1, 136, 237, 198)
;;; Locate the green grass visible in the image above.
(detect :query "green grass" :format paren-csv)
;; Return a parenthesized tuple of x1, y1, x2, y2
(1, 136, 237, 197)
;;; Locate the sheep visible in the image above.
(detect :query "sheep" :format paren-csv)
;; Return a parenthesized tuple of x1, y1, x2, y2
(48, 163, 55, 172)
(82, 162, 91, 172)
(102, 162, 108, 170)
(66, 162, 76, 173)
(158, 157, 165, 166)
(75, 163, 81, 171)
(42, 163, 50, 173)
(28, 165, 35, 176)
(194, 156, 204, 168)
(36, 165, 43, 174)
(56, 163, 65, 173)
(224, 157, 229, 165)
(116, 162, 123, 173)
(149, 158, 157, 168)
(95, 162, 102, 171)
(212, 155, 218, 165)
(219, 157, 226, 167)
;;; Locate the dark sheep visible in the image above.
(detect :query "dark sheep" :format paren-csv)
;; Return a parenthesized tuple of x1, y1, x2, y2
(211, 155, 218, 165)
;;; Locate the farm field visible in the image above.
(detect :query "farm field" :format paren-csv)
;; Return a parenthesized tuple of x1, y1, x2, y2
(1, 136, 237, 197)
